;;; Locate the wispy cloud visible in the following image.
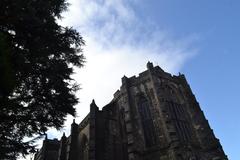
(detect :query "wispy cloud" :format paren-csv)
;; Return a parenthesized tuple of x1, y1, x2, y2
(60, 0, 198, 69)
(35, 0, 199, 151)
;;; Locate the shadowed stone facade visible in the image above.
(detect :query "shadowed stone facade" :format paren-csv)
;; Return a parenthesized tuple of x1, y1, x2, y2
(34, 62, 228, 160)
(34, 137, 60, 160)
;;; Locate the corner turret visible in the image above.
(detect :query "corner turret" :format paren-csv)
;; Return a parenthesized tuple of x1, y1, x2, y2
(147, 61, 154, 70)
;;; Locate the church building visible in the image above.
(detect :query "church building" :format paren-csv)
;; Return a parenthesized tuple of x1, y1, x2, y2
(34, 62, 228, 160)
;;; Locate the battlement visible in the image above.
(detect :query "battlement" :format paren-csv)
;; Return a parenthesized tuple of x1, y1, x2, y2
(114, 62, 186, 99)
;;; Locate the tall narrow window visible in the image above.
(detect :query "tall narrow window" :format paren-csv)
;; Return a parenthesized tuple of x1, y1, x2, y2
(138, 96, 157, 147)
(167, 101, 191, 142)
(80, 135, 89, 160)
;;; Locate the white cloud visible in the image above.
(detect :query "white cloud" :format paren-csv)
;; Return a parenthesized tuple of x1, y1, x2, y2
(22, 1, 198, 159)
(57, 0, 198, 135)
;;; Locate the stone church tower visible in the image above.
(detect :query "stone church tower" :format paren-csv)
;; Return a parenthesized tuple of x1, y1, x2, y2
(34, 62, 228, 160)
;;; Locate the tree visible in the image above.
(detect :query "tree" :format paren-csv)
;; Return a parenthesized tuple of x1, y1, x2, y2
(0, 0, 84, 159)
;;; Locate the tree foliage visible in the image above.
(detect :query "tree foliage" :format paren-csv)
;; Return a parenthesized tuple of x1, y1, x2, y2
(0, 0, 84, 159)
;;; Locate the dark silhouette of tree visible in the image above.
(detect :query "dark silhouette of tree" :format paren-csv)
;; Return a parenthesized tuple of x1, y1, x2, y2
(0, 0, 84, 159)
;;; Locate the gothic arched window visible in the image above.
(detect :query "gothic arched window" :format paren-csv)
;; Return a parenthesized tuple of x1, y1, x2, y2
(80, 134, 89, 160)
(167, 101, 192, 142)
(138, 96, 157, 147)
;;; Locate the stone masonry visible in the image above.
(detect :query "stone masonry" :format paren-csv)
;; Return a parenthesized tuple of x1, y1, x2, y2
(34, 62, 228, 160)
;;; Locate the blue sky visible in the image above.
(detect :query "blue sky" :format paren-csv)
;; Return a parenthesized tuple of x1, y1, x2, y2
(23, 1, 239, 160)
(144, 0, 240, 159)
(139, 1, 240, 159)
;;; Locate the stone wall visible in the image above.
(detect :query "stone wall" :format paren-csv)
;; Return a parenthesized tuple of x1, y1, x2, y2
(35, 62, 228, 160)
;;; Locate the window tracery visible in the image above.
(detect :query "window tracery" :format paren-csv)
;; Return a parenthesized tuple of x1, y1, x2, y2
(138, 96, 157, 147)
